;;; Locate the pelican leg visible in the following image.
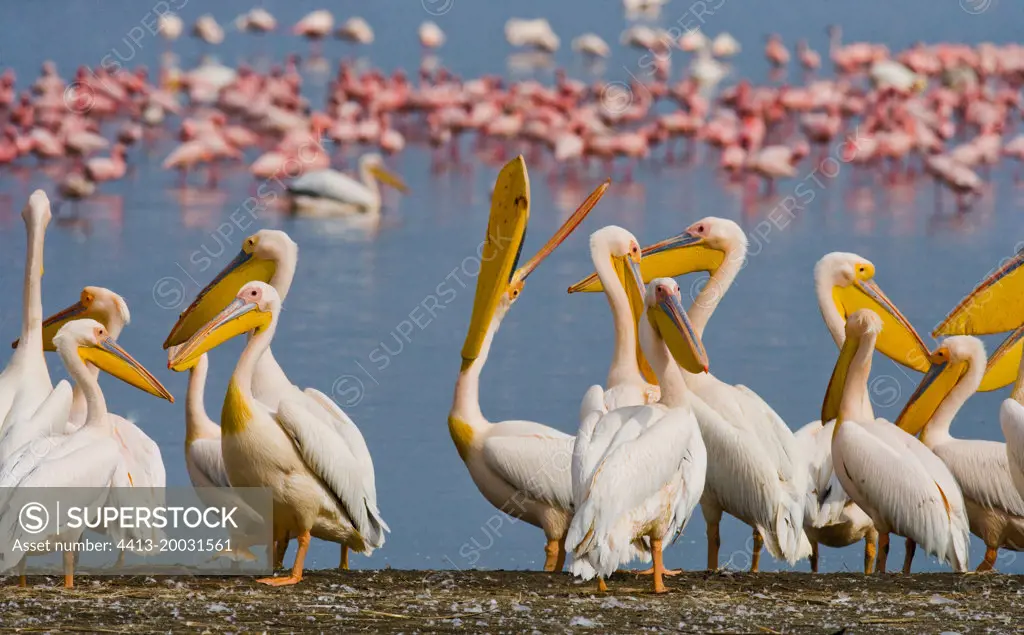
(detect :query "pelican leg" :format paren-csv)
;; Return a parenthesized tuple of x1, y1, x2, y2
(339, 545, 349, 571)
(18, 558, 26, 587)
(554, 536, 567, 572)
(597, 576, 608, 592)
(270, 527, 288, 570)
(543, 538, 559, 572)
(876, 533, 889, 574)
(63, 551, 74, 589)
(750, 530, 763, 573)
(902, 538, 916, 574)
(864, 537, 877, 575)
(704, 504, 722, 571)
(809, 542, 819, 573)
(651, 537, 669, 594)
(976, 546, 998, 572)
(258, 530, 309, 586)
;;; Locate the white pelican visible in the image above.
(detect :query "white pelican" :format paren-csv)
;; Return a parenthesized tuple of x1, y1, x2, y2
(293, 10, 334, 41)
(505, 18, 560, 53)
(0, 192, 53, 426)
(158, 12, 183, 41)
(1001, 334, 1024, 501)
(235, 8, 276, 33)
(180, 353, 263, 562)
(286, 154, 407, 216)
(794, 419, 877, 573)
(801, 251, 935, 571)
(449, 158, 606, 571)
(711, 33, 741, 58)
(897, 335, 1024, 571)
(815, 252, 931, 372)
(336, 17, 374, 45)
(7, 287, 165, 492)
(193, 15, 225, 45)
(0, 319, 173, 588)
(567, 226, 658, 411)
(572, 34, 610, 59)
(826, 310, 969, 573)
(168, 283, 387, 586)
(569, 278, 708, 594)
(570, 217, 809, 571)
(418, 21, 445, 49)
(870, 60, 926, 93)
(164, 229, 382, 570)
(933, 249, 1024, 391)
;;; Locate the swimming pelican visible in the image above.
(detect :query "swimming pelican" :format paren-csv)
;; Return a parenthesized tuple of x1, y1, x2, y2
(933, 249, 1024, 391)
(286, 154, 407, 216)
(0, 319, 173, 588)
(897, 335, 1024, 571)
(450, 157, 607, 572)
(826, 310, 969, 573)
(0, 191, 53, 430)
(164, 229, 382, 570)
(168, 282, 387, 586)
(569, 277, 708, 594)
(570, 217, 809, 571)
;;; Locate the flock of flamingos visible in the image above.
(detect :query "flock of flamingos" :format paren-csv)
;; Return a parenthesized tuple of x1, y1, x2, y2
(2, 6, 1024, 594)
(0, 8, 1022, 213)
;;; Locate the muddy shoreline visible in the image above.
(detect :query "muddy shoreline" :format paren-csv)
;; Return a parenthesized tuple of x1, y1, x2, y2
(1, 569, 1021, 633)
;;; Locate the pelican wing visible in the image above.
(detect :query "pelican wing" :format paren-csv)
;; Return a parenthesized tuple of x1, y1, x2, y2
(570, 407, 703, 553)
(573, 385, 607, 509)
(482, 420, 574, 511)
(834, 420, 967, 569)
(275, 398, 389, 548)
(302, 387, 377, 499)
(0, 380, 72, 465)
(933, 439, 1024, 517)
(114, 418, 166, 489)
(1003, 399, 1024, 500)
(187, 437, 231, 488)
(288, 169, 376, 207)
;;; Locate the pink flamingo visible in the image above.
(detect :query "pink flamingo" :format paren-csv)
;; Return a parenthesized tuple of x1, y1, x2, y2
(746, 141, 810, 194)
(765, 34, 790, 68)
(85, 144, 127, 183)
(798, 40, 821, 72)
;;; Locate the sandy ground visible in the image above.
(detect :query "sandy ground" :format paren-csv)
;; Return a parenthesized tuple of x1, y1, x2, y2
(1, 569, 1022, 633)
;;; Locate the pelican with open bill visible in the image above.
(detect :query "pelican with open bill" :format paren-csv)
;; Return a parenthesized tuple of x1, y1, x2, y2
(934, 249, 1024, 390)
(449, 155, 610, 572)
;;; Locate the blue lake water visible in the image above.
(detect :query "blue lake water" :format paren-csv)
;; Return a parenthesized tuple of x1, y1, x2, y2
(1, 0, 1023, 573)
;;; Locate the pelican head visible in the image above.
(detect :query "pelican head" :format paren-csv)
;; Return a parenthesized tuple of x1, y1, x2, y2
(163, 230, 296, 350)
(896, 336, 986, 436)
(168, 282, 279, 372)
(54, 319, 173, 402)
(815, 252, 930, 372)
(360, 153, 408, 193)
(568, 226, 644, 295)
(461, 155, 607, 368)
(22, 189, 52, 230)
(822, 308, 882, 424)
(568, 217, 743, 293)
(644, 277, 709, 374)
(14, 286, 131, 351)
